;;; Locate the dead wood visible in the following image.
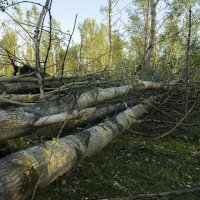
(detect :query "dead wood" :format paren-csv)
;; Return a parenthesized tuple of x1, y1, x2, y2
(0, 96, 158, 200)
(0, 81, 165, 141)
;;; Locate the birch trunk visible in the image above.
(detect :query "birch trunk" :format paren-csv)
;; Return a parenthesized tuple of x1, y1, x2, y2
(143, 0, 150, 67)
(0, 96, 158, 200)
(108, 0, 113, 68)
(34, 0, 51, 99)
(29, 100, 138, 140)
(0, 81, 164, 141)
(0, 81, 60, 94)
(147, 0, 159, 72)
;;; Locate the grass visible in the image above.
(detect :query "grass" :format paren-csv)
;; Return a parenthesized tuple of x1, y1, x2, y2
(34, 126, 200, 200)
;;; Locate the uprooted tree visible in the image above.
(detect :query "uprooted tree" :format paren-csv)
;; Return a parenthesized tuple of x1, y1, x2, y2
(0, 0, 200, 200)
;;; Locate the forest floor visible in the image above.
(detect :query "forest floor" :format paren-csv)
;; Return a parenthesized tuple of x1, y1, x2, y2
(29, 124, 200, 200)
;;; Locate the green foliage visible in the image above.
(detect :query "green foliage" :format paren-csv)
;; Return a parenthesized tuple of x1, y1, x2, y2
(0, 4, 66, 76)
(78, 18, 109, 72)
(0, 29, 18, 75)
(1, 0, 199, 79)
(125, 0, 200, 81)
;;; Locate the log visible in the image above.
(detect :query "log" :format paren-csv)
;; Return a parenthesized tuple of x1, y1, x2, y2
(0, 81, 164, 141)
(0, 96, 158, 200)
(0, 73, 108, 94)
(0, 100, 137, 143)
(0, 82, 40, 94)
(33, 100, 137, 127)
(0, 80, 122, 105)
(28, 100, 138, 140)
(0, 71, 107, 84)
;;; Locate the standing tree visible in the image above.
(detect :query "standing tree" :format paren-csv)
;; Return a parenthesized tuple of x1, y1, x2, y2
(146, 0, 159, 73)
(108, 0, 113, 68)
(33, 0, 52, 99)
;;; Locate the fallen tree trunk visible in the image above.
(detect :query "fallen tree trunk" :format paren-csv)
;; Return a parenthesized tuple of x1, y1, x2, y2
(28, 100, 138, 140)
(0, 79, 122, 105)
(0, 82, 40, 94)
(0, 72, 115, 94)
(33, 100, 137, 127)
(0, 71, 106, 84)
(0, 80, 86, 94)
(0, 96, 158, 200)
(2, 100, 137, 143)
(0, 81, 164, 141)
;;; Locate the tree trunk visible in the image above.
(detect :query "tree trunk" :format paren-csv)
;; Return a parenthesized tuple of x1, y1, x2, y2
(108, 0, 113, 68)
(0, 96, 158, 200)
(34, 0, 51, 99)
(0, 81, 164, 141)
(143, 0, 150, 67)
(29, 100, 138, 140)
(147, 0, 159, 73)
(183, 6, 192, 115)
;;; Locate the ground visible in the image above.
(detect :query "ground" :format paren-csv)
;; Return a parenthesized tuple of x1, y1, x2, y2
(33, 124, 200, 200)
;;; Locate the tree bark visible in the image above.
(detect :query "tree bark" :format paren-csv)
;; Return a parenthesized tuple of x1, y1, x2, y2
(0, 96, 158, 200)
(108, 0, 113, 68)
(28, 100, 138, 140)
(183, 6, 192, 115)
(0, 82, 40, 94)
(143, 0, 150, 67)
(147, 0, 159, 72)
(34, 0, 51, 99)
(0, 81, 164, 141)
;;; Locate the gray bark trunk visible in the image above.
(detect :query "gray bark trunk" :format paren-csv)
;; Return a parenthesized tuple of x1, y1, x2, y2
(29, 100, 138, 140)
(108, 0, 113, 67)
(0, 96, 158, 200)
(143, 0, 150, 67)
(0, 81, 164, 141)
(147, 0, 159, 72)
(34, 0, 51, 99)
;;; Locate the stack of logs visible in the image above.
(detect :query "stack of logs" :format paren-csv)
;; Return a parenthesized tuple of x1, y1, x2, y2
(0, 73, 181, 199)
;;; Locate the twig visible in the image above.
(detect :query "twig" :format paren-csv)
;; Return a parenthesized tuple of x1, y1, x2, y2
(99, 187, 200, 200)
(60, 14, 78, 83)
(155, 97, 196, 140)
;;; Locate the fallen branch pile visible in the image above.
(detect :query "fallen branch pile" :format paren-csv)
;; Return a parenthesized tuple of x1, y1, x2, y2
(0, 72, 198, 200)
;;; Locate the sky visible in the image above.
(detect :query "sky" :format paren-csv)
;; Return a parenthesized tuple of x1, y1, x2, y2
(51, 0, 105, 40)
(0, 0, 166, 41)
(0, 0, 130, 42)
(52, 0, 104, 31)
(41, 0, 165, 41)
(50, 0, 130, 41)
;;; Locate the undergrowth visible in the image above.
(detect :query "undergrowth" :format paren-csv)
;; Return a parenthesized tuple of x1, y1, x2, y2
(34, 125, 200, 200)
